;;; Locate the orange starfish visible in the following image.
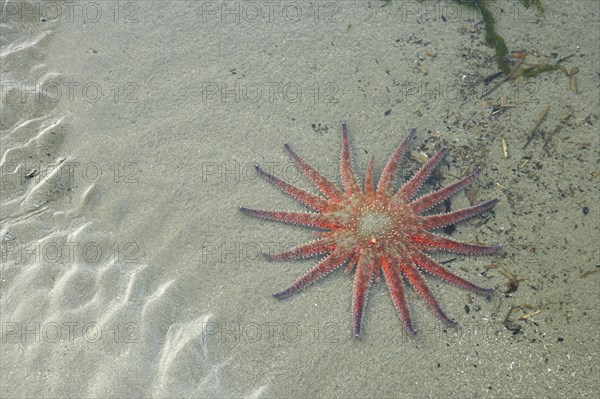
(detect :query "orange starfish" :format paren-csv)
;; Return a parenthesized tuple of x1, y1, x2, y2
(240, 123, 499, 337)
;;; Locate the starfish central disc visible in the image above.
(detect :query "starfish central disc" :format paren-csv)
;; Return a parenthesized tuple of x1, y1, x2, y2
(358, 212, 392, 239)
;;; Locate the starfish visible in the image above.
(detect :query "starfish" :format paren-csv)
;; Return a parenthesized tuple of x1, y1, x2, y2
(240, 123, 500, 337)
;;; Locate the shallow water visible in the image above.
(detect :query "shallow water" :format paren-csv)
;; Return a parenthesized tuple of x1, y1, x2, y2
(1, 1, 598, 397)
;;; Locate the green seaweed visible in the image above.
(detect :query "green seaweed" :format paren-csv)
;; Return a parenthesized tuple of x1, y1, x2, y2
(468, 0, 511, 74)
(518, 0, 544, 13)
(383, 0, 545, 75)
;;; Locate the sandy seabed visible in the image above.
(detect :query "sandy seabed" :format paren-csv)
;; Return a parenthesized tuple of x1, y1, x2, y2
(1, 1, 598, 398)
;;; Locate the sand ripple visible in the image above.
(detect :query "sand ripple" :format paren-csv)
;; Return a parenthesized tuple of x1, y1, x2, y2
(1, 15, 271, 399)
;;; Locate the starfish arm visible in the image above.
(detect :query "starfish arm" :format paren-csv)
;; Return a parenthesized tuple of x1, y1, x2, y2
(344, 251, 360, 273)
(412, 231, 501, 255)
(398, 255, 455, 327)
(255, 165, 331, 211)
(239, 208, 340, 229)
(341, 123, 361, 193)
(284, 143, 344, 201)
(412, 251, 494, 296)
(273, 249, 354, 299)
(352, 254, 375, 337)
(376, 128, 417, 197)
(381, 256, 416, 336)
(364, 157, 375, 199)
(410, 166, 482, 213)
(264, 238, 335, 261)
(421, 198, 499, 230)
(396, 147, 447, 202)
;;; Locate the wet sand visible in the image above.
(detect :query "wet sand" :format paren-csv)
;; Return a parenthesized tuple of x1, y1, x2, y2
(1, 1, 598, 397)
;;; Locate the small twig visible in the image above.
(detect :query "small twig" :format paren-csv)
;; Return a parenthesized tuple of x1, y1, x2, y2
(481, 59, 524, 99)
(556, 53, 576, 65)
(543, 111, 574, 152)
(523, 106, 550, 149)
